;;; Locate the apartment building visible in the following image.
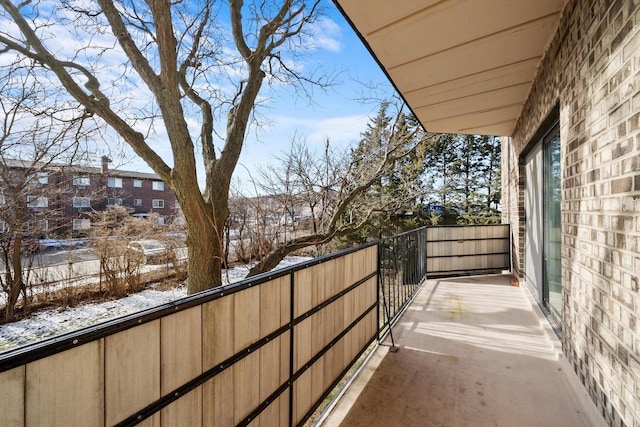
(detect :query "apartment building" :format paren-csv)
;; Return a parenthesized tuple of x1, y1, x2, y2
(2, 156, 178, 236)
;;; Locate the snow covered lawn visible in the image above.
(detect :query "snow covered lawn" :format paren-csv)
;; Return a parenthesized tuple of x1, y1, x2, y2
(0, 256, 311, 353)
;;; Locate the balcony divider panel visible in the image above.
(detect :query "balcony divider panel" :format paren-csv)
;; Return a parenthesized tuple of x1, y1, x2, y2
(426, 224, 510, 278)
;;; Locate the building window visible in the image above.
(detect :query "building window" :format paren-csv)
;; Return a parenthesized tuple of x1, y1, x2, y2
(133, 179, 143, 188)
(27, 196, 48, 208)
(133, 199, 142, 207)
(29, 172, 48, 185)
(152, 181, 164, 191)
(107, 177, 123, 188)
(107, 198, 123, 206)
(155, 216, 165, 225)
(152, 199, 164, 209)
(73, 197, 91, 208)
(73, 219, 90, 230)
(73, 175, 90, 186)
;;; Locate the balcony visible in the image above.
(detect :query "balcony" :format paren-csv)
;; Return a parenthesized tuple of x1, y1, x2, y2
(322, 274, 605, 426)
(0, 225, 604, 426)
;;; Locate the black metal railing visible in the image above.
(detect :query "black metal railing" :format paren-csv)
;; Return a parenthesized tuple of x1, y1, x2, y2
(377, 227, 427, 339)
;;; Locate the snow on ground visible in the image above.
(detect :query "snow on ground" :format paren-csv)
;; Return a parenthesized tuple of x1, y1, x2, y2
(0, 256, 312, 353)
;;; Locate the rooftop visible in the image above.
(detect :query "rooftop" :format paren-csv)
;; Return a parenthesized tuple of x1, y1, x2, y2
(2, 158, 161, 180)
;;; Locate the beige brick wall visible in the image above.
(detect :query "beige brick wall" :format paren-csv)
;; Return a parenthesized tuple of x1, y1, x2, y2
(502, 0, 640, 425)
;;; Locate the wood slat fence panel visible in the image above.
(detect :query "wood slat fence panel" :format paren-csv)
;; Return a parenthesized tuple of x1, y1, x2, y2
(426, 224, 511, 277)
(0, 367, 24, 426)
(105, 320, 161, 426)
(27, 340, 104, 426)
(160, 307, 202, 427)
(291, 245, 378, 425)
(0, 243, 381, 427)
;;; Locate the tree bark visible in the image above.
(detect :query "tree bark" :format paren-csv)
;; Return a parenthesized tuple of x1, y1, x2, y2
(185, 220, 223, 293)
(6, 232, 24, 320)
(247, 232, 334, 277)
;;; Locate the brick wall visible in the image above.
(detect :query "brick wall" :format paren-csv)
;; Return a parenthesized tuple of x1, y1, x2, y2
(502, 0, 640, 425)
(501, 137, 525, 280)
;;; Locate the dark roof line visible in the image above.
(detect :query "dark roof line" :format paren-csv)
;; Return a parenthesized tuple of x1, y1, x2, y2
(2, 158, 162, 180)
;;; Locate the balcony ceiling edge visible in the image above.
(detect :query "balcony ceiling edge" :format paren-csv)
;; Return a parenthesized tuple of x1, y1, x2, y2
(333, 0, 567, 137)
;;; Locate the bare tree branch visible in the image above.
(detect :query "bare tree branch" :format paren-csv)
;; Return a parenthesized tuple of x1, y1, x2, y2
(1, 0, 333, 293)
(246, 104, 429, 276)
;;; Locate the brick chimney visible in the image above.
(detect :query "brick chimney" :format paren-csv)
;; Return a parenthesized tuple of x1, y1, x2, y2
(101, 156, 112, 174)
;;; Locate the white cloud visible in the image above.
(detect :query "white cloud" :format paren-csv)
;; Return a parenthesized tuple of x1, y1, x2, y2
(240, 112, 371, 167)
(230, 111, 372, 193)
(306, 18, 343, 53)
(305, 114, 367, 146)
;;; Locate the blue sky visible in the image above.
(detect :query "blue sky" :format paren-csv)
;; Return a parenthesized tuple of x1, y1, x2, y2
(224, 1, 396, 192)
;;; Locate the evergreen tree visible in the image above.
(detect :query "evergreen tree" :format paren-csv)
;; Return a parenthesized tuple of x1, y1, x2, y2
(341, 105, 433, 240)
(422, 133, 461, 224)
(421, 133, 501, 225)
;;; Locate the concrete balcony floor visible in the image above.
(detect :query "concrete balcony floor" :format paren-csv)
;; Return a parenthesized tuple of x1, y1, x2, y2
(322, 275, 606, 427)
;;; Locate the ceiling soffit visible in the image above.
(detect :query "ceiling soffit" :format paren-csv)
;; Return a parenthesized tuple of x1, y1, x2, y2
(335, 0, 566, 136)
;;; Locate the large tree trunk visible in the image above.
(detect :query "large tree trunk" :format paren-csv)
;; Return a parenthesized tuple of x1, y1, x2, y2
(181, 191, 228, 293)
(186, 225, 222, 293)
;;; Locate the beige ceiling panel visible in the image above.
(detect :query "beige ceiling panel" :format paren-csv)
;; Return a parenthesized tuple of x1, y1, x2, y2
(441, 121, 516, 136)
(368, 0, 564, 68)
(415, 83, 531, 122)
(404, 58, 539, 108)
(334, 0, 567, 136)
(336, 0, 442, 35)
(389, 15, 557, 92)
(422, 105, 523, 135)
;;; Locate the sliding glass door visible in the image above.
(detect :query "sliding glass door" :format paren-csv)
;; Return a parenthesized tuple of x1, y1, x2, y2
(543, 124, 562, 321)
(525, 119, 562, 328)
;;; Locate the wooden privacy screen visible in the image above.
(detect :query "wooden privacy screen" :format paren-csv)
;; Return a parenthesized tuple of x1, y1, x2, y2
(0, 244, 378, 427)
(426, 224, 511, 278)
(291, 247, 378, 425)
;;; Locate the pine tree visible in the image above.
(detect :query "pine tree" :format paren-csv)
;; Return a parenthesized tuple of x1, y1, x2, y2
(421, 133, 501, 225)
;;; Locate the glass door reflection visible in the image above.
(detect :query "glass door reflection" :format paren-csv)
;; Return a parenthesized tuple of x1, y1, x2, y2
(543, 124, 562, 321)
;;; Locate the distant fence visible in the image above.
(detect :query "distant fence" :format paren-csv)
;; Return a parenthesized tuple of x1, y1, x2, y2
(0, 225, 510, 426)
(0, 248, 187, 308)
(426, 224, 511, 278)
